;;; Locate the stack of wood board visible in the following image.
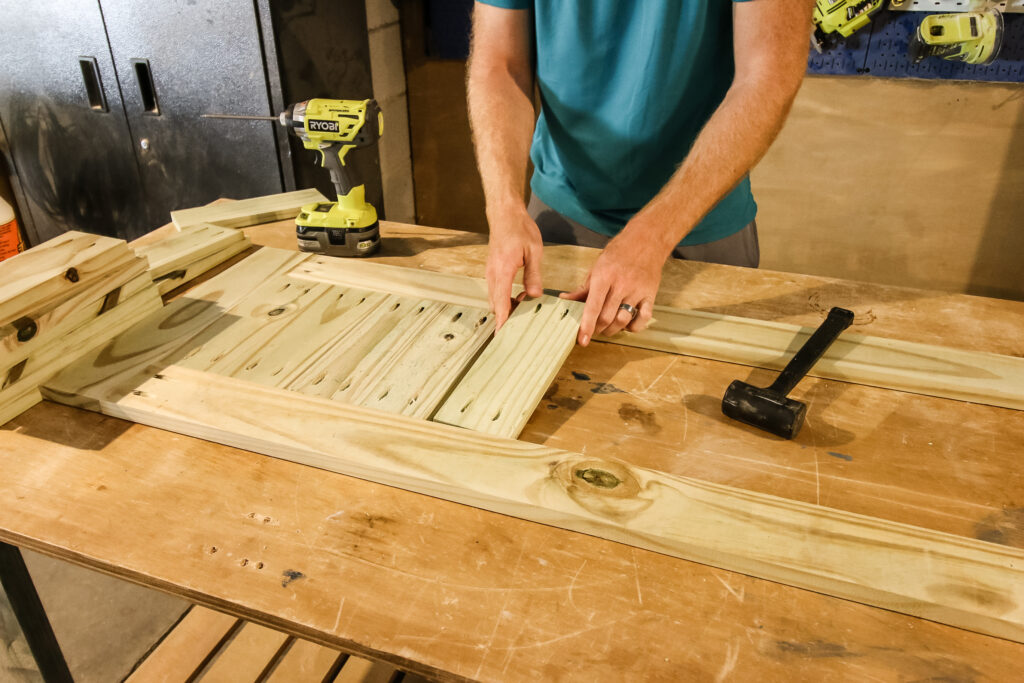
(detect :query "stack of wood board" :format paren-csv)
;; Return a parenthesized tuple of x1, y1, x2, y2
(0, 231, 163, 424)
(133, 223, 252, 294)
(170, 189, 326, 231)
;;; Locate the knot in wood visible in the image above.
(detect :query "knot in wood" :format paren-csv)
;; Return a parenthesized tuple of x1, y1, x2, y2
(575, 468, 621, 489)
(64, 267, 80, 283)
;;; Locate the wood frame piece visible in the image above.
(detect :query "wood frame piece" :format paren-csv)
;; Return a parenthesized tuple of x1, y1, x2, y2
(40, 365, 1024, 644)
(170, 189, 327, 231)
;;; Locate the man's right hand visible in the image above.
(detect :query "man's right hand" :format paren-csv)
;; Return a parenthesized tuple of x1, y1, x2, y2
(485, 204, 544, 330)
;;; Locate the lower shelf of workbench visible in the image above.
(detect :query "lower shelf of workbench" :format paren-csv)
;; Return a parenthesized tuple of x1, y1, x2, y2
(124, 603, 430, 683)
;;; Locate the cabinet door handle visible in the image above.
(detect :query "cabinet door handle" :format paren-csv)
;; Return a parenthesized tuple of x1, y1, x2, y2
(130, 58, 160, 115)
(78, 56, 108, 112)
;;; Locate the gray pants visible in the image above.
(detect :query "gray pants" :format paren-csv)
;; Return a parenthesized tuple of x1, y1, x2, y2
(528, 195, 760, 268)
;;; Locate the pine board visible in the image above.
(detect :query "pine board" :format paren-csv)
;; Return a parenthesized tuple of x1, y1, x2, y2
(125, 605, 240, 683)
(170, 189, 327, 231)
(332, 656, 397, 683)
(135, 223, 249, 277)
(434, 295, 582, 437)
(607, 306, 1024, 411)
(1, 283, 163, 425)
(195, 621, 290, 682)
(0, 231, 137, 328)
(134, 222, 252, 295)
(1, 268, 151, 369)
(39, 365, 1024, 645)
(290, 254, 504, 309)
(150, 238, 253, 296)
(265, 639, 344, 683)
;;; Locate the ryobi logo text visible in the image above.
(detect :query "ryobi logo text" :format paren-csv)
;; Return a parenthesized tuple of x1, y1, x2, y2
(308, 119, 340, 133)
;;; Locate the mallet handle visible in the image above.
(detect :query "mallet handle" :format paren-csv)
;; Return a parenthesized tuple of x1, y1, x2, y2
(769, 307, 855, 397)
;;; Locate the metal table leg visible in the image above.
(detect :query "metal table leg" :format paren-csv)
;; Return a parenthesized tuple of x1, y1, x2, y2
(0, 542, 73, 683)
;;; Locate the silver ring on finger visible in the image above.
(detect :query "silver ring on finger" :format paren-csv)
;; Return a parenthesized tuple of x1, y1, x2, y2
(618, 302, 638, 319)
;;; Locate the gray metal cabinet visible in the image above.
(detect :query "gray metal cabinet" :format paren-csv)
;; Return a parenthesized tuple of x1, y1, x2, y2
(99, 0, 284, 227)
(0, 0, 378, 246)
(0, 0, 147, 243)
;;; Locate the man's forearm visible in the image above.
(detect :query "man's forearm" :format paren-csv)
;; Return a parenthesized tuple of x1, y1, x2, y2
(466, 49, 535, 221)
(626, 78, 801, 252)
(624, 0, 811, 254)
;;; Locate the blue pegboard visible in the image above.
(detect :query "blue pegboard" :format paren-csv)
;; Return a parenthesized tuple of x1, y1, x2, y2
(809, 8, 1024, 82)
(866, 10, 1024, 81)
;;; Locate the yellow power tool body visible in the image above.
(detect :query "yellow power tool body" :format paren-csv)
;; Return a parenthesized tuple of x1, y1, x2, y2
(281, 98, 384, 257)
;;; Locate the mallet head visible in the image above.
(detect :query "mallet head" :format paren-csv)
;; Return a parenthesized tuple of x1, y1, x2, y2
(721, 380, 807, 439)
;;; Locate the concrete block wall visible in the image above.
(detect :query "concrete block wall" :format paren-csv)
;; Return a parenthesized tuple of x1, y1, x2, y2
(366, 0, 415, 224)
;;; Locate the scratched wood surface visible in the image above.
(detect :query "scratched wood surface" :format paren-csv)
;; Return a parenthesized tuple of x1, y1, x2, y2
(1, 220, 1023, 681)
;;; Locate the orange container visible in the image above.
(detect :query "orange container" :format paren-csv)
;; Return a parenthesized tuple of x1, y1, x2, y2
(0, 196, 22, 261)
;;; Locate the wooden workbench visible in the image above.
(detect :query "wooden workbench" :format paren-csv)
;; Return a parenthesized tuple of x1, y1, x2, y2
(2, 220, 1023, 681)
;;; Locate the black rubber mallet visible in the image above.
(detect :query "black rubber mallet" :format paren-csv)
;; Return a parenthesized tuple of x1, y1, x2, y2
(722, 307, 855, 439)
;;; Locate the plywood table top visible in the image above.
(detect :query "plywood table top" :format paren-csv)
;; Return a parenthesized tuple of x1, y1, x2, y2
(2, 220, 1022, 681)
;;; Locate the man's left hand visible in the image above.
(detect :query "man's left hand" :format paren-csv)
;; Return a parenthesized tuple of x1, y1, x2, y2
(560, 226, 668, 345)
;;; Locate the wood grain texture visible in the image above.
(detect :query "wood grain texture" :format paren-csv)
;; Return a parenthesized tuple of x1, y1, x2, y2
(41, 247, 310, 406)
(333, 656, 397, 683)
(170, 189, 327, 230)
(125, 606, 239, 683)
(289, 255, 503, 309)
(286, 245, 1024, 412)
(40, 366, 1024, 644)
(134, 223, 249, 277)
(0, 269, 151, 369)
(0, 231, 136, 328)
(0, 283, 163, 425)
(265, 638, 344, 683)
(195, 621, 290, 682)
(604, 306, 1024, 411)
(434, 295, 582, 437)
(134, 223, 252, 295)
(4, 222, 1024, 682)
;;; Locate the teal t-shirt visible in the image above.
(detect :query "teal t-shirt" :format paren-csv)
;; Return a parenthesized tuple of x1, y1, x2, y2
(478, 0, 756, 245)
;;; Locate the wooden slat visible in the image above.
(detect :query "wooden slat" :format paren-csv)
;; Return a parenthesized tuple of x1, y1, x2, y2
(126, 606, 239, 683)
(42, 247, 310, 405)
(330, 300, 495, 418)
(0, 269, 151, 369)
(264, 639, 344, 683)
(171, 189, 327, 230)
(279, 293, 435, 399)
(134, 223, 247, 276)
(195, 621, 291, 682)
(0, 231, 136, 328)
(41, 365, 1024, 644)
(0, 283, 163, 424)
(605, 306, 1024, 411)
(134, 223, 252, 295)
(149, 239, 252, 296)
(434, 295, 581, 437)
(332, 656, 397, 683)
(288, 255, 503, 310)
(292, 254, 1024, 413)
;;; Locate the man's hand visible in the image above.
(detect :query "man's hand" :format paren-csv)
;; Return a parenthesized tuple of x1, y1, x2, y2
(486, 204, 544, 330)
(466, 3, 537, 330)
(561, 222, 667, 345)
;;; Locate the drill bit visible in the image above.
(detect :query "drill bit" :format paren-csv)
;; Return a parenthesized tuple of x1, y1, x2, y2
(201, 114, 278, 120)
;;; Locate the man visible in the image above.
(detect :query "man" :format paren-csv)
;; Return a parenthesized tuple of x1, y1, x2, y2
(467, 0, 811, 345)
